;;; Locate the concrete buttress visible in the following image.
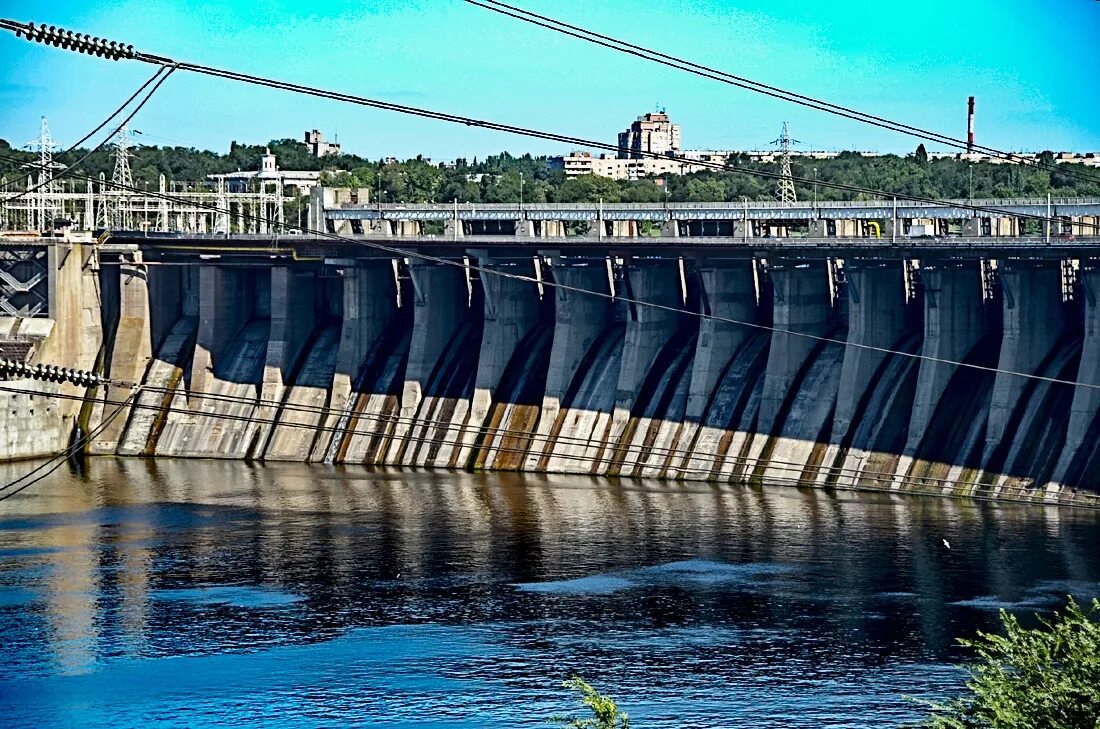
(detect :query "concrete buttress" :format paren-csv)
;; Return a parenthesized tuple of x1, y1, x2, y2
(1049, 264, 1100, 493)
(604, 259, 689, 475)
(903, 262, 985, 454)
(94, 256, 155, 453)
(665, 260, 757, 478)
(832, 262, 908, 440)
(449, 254, 542, 468)
(982, 261, 1065, 462)
(385, 260, 473, 464)
(526, 257, 614, 472)
(756, 260, 834, 436)
(316, 262, 398, 459)
(256, 267, 320, 460)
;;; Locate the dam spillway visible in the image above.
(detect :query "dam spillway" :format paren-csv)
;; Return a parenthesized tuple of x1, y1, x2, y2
(6, 198, 1100, 506)
(78, 249, 1100, 504)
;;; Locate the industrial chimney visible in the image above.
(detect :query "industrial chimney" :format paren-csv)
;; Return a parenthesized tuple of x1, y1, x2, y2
(967, 96, 975, 154)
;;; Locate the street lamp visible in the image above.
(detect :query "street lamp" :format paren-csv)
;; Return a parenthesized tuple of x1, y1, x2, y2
(519, 172, 524, 210)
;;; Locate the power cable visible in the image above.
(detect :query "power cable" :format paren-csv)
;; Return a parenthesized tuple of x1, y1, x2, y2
(463, 0, 1100, 189)
(2, 150, 1097, 395)
(0, 387, 142, 501)
(0, 18, 1096, 231)
(3, 66, 174, 203)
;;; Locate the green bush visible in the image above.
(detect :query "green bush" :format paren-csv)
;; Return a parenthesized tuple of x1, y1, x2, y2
(924, 597, 1100, 728)
(550, 677, 630, 729)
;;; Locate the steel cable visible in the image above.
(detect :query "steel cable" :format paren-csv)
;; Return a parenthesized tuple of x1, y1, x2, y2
(463, 0, 1100, 189)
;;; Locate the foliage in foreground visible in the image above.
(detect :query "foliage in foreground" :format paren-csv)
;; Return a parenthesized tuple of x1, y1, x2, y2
(550, 677, 629, 729)
(924, 597, 1100, 729)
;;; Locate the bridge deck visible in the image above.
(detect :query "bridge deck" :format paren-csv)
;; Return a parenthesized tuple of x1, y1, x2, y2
(106, 232, 1100, 261)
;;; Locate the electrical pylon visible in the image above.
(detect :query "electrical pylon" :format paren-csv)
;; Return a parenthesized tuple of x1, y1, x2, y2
(25, 116, 60, 231)
(772, 121, 799, 204)
(110, 125, 135, 229)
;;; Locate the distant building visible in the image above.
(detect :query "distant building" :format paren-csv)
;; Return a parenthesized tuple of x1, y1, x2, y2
(208, 149, 322, 195)
(304, 129, 341, 157)
(618, 112, 681, 159)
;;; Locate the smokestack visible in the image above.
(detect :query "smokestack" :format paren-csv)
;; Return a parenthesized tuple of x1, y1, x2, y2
(967, 96, 975, 154)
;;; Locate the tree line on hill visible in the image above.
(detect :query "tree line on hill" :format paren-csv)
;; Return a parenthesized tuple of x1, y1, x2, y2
(2, 137, 1098, 204)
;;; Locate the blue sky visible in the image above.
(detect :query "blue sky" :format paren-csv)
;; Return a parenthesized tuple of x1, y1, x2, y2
(1, 0, 1098, 160)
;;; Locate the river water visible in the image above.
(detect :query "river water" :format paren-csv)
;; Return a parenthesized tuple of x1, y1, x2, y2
(0, 459, 1098, 728)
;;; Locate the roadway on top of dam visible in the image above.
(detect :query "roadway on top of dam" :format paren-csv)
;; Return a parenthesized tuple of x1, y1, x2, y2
(324, 198, 1100, 221)
(103, 231, 1100, 261)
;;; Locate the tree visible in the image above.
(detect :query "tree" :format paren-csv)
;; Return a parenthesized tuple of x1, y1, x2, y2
(913, 143, 929, 164)
(922, 597, 1100, 728)
(550, 677, 629, 729)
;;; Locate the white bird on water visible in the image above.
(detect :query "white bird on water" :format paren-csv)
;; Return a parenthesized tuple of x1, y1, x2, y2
(942, 539, 951, 549)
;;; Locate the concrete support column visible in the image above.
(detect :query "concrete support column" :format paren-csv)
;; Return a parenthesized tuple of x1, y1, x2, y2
(604, 259, 686, 458)
(95, 257, 155, 453)
(832, 261, 908, 439)
(757, 260, 834, 435)
(190, 266, 253, 397)
(454, 254, 542, 464)
(261, 267, 317, 405)
(325, 262, 398, 431)
(905, 261, 985, 451)
(962, 218, 985, 236)
(684, 260, 758, 426)
(983, 260, 1065, 456)
(1051, 264, 1100, 490)
(515, 220, 535, 237)
(385, 261, 471, 461)
(540, 220, 566, 238)
(394, 220, 421, 236)
(609, 221, 637, 237)
(368, 220, 393, 236)
(444, 219, 464, 239)
(525, 256, 614, 469)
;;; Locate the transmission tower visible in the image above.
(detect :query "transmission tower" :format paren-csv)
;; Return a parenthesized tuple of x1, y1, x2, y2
(772, 121, 799, 204)
(109, 125, 135, 229)
(25, 116, 61, 231)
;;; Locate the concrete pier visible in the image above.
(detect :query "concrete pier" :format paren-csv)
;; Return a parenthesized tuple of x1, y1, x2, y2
(832, 261, 909, 440)
(386, 260, 474, 465)
(527, 257, 615, 473)
(451, 254, 542, 468)
(257, 268, 322, 460)
(317, 262, 399, 459)
(903, 262, 986, 453)
(606, 259, 693, 475)
(982, 260, 1065, 462)
(1050, 264, 1100, 493)
(756, 260, 834, 435)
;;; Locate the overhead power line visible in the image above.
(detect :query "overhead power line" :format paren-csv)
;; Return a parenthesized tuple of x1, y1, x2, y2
(462, 0, 1100, 189)
(0, 17, 1096, 232)
(4, 66, 175, 205)
(3, 149, 1098, 396)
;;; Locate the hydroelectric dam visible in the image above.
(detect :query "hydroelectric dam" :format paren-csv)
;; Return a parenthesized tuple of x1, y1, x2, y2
(5, 197, 1100, 507)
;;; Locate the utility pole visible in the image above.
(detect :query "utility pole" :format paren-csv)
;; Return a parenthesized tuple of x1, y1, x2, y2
(772, 122, 798, 204)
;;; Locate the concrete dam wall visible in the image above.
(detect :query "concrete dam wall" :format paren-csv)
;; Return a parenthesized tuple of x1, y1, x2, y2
(33, 247, 1100, 506)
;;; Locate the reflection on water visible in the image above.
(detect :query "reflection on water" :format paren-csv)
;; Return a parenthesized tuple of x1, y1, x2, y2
(0, 459, 1098, 728)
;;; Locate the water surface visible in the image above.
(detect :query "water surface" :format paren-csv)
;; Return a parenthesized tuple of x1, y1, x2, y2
(1, 459, 1098, 727)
